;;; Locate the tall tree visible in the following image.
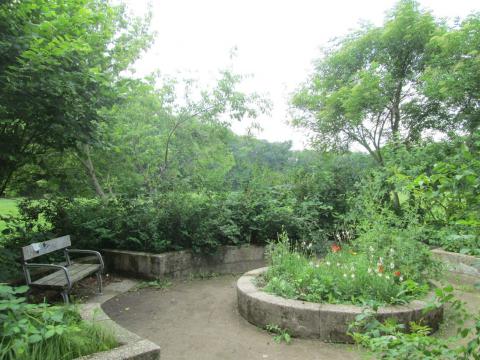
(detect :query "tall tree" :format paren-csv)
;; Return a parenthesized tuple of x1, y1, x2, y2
(291, 0, 444, 166)
(0, 0, 152, 196)
(83, 71, 270, 197)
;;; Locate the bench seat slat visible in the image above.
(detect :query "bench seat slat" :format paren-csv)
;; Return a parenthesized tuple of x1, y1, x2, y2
(32, 263, 100, 288)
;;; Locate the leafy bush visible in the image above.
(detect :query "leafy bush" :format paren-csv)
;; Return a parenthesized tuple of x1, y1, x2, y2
(438, 233, 480, 257)
(1, 186, 316, 256)
(291, 152, 374, 246)
(353, 134, 480, 257)
(349, 285, 480, 359)
(262, 231, 438, 306)
(0, 284, 117, 360)
(344, 133, 480, 257)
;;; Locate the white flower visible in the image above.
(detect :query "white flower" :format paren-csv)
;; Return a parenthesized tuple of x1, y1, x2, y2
(351, 274, 355, 279)
(378, 273, 383, 277)
(369, 246, 374, 252)
(390, 263, 395, 269)
(399, 276, 404, 282)
(368, 267, 372, 273)
(386, 275, 390, 280)
(326, 261, 331, 266)
(309, 262, 313, 266)
(389, 248, 395, 254)
(315, 264, 319, 268)
(336, 262, 341, 267)
(343, 273, 347, 278)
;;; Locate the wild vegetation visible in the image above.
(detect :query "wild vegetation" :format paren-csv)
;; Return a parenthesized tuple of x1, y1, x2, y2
(0, 284, 117, 360)
(0, 0, 479, 357)
(348, 285, 480, 359)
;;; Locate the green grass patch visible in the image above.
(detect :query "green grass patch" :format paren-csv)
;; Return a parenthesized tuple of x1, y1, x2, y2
(0, 198, 19, 233)
(0, 198, 19, 215)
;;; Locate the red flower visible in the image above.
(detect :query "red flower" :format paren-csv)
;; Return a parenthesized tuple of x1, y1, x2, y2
(331, 244, 341, 253)
(377, 264, 384, 273)
(394, 271, 401, 277)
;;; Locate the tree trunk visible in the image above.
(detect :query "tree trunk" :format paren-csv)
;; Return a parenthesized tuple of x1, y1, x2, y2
(0, 166, 16, 198)
(392, 190, 402, 215)
(76, 145, 107, 201)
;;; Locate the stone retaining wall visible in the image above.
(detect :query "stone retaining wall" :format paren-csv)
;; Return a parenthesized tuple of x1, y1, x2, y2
(432, 248, 480, 277)
(237, 268, 444, 343)
(103, 245, 266, 279)
(78, 280, 160, 360)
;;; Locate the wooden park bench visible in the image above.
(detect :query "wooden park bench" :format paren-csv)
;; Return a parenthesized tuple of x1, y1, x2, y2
(21, 235, 104, 304)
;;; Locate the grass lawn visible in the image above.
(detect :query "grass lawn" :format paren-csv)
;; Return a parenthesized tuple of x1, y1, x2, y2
(0, 198, 19, 233)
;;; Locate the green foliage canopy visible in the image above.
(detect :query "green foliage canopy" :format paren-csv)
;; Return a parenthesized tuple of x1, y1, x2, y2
(423, 13, 480, 133)
(292, 0, 445, 164)
(0, 0, 152, 195)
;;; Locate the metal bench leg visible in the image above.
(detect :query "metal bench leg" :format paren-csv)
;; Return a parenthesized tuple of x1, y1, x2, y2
(96, 272, 103, 294)
(61, 291, 70, 305)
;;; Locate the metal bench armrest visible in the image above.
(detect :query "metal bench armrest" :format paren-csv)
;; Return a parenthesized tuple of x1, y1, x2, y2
(23, 263, 72, 289)
(66, 249, 104, 271)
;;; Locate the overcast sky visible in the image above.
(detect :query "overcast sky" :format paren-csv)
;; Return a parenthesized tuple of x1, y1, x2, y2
(123, 0, 478, 149)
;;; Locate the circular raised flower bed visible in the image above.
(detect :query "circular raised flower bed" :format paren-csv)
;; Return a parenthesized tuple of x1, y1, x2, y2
(237, 267, 444, 343)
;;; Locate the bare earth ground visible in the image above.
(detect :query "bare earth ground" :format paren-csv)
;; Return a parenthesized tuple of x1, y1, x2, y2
(101, 273, 480, 360)
(102, 274, 362, 360)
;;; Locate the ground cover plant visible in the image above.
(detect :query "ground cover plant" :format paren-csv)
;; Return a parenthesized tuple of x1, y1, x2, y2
(262, 231, 439, 306)
(0, 284, 117, 360)
(0, 199, 18, 234)
(265, 324, 292, 344)
(348, 285, 480, 359)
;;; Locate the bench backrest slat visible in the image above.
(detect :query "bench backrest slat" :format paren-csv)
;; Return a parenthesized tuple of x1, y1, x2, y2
(22, 235, 71, 261)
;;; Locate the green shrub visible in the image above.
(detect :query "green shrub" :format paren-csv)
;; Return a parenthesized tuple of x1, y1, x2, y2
(430, 230, 480, 257)
(348, 285, 480, 359)
(1, 186, 316, 256)
(350, 134, 480, 257)
(0, 284, 117, 360)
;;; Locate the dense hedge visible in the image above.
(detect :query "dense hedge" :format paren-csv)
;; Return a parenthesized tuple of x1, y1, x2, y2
(4, 187, 334, 253)
(0, 184, 352, 281)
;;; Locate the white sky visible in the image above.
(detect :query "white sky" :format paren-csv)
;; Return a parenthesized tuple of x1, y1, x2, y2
(123, 0, 478, 150)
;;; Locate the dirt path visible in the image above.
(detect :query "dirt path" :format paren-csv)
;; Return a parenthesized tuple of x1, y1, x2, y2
(102, 274, 362, 360)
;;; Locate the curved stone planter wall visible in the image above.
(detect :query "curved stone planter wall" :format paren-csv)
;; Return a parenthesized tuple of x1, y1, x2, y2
(432, 248, 480, 277)
(237, 268, 444, 343)
(79, 304, 160, 360)
(103, 245, 266, 279)
(78, 280, 160, 360)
